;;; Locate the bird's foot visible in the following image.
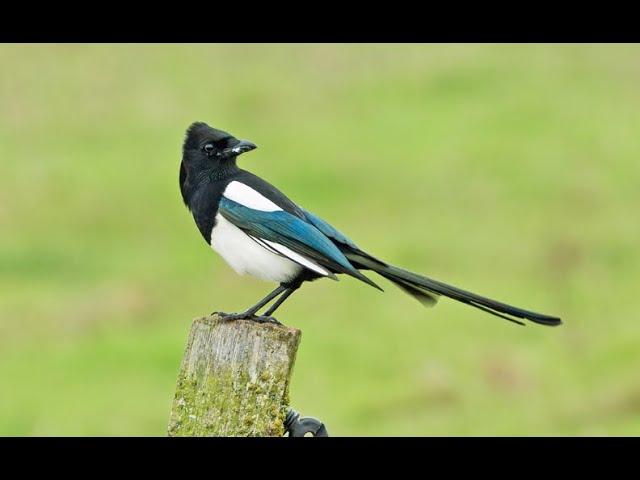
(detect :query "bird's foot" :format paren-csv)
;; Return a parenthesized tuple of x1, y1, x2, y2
(213, 311, 282, 325)
(213, 311, 252, 321)
(253, 315, 282, 325)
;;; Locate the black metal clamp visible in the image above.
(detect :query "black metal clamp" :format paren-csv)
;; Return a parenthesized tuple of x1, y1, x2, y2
(283, 407, 329, 437)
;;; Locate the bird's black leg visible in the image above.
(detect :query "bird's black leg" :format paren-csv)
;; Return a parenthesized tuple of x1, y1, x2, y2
(214, 285, 286, 323)
(253, 280, 302, 324)
(260, 290, 294, 317)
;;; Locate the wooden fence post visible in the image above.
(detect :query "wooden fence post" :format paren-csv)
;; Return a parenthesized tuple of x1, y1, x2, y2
(167, 314, 302, 437)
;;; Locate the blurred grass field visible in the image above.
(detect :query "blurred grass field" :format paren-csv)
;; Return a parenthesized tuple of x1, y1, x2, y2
(1, 44, 639, 436)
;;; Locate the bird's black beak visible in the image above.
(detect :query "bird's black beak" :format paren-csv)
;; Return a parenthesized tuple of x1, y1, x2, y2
(222, 139, 257, 158)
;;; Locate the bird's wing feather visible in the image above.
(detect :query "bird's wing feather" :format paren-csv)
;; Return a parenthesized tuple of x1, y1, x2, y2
(301, 208, 389, 266)
(300, 208, 359, 250)
(218, 197, 381, 289)
(301, 209, 437, 305)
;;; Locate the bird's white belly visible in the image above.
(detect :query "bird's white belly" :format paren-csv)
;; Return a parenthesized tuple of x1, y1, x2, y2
(210, 213, 302, 283)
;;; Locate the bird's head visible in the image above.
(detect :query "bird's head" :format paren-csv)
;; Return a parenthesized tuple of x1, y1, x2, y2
(180, 122, 257, 205)
(181, 121, 257, 173)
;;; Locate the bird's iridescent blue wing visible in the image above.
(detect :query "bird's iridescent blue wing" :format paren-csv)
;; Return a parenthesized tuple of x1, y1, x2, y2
(299, 209, 359, 250)
(218, 197, 381, 289)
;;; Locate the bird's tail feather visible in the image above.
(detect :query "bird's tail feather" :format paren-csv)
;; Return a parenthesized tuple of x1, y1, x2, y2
(346, 252, 562, 327)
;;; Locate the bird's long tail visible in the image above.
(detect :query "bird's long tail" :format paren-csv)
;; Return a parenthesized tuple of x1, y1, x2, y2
(346, 252, 562, 327)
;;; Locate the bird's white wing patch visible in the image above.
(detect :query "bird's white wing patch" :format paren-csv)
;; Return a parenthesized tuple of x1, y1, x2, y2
(261, 239, 331, 276)
(223, 181, 282, 212)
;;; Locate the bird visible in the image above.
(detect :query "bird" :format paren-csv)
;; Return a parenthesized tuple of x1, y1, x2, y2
(179, 121, 562, 327)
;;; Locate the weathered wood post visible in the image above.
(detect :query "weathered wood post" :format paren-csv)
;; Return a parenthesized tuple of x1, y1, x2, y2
(167, 314, 301, 437)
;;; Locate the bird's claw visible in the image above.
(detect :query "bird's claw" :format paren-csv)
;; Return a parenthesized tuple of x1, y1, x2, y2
(211, 311, 241, 319)
(213, 311, 282, 325)
(215, 311, 251, 321)
(253, 315, 282, 325)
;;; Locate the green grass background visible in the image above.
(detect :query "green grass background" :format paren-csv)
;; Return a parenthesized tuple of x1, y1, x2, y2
(1, 44, 639, 436)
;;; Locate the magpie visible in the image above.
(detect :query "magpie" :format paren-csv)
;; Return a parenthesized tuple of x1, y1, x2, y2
(179, 122, 562, 327)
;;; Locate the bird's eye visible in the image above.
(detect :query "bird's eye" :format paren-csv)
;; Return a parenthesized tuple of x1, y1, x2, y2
(203, 144, 215, 154)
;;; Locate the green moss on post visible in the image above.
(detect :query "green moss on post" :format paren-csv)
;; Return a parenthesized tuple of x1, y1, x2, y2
(167, 315, 301, 437)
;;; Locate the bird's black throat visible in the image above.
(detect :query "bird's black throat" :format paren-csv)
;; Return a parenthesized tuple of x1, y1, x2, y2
(180, 159, 241, 244)
(180, 159, 240, 204)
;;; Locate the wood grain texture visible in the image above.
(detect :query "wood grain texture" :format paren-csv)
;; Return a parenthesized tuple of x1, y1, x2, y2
(167, 315, 301, 437)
